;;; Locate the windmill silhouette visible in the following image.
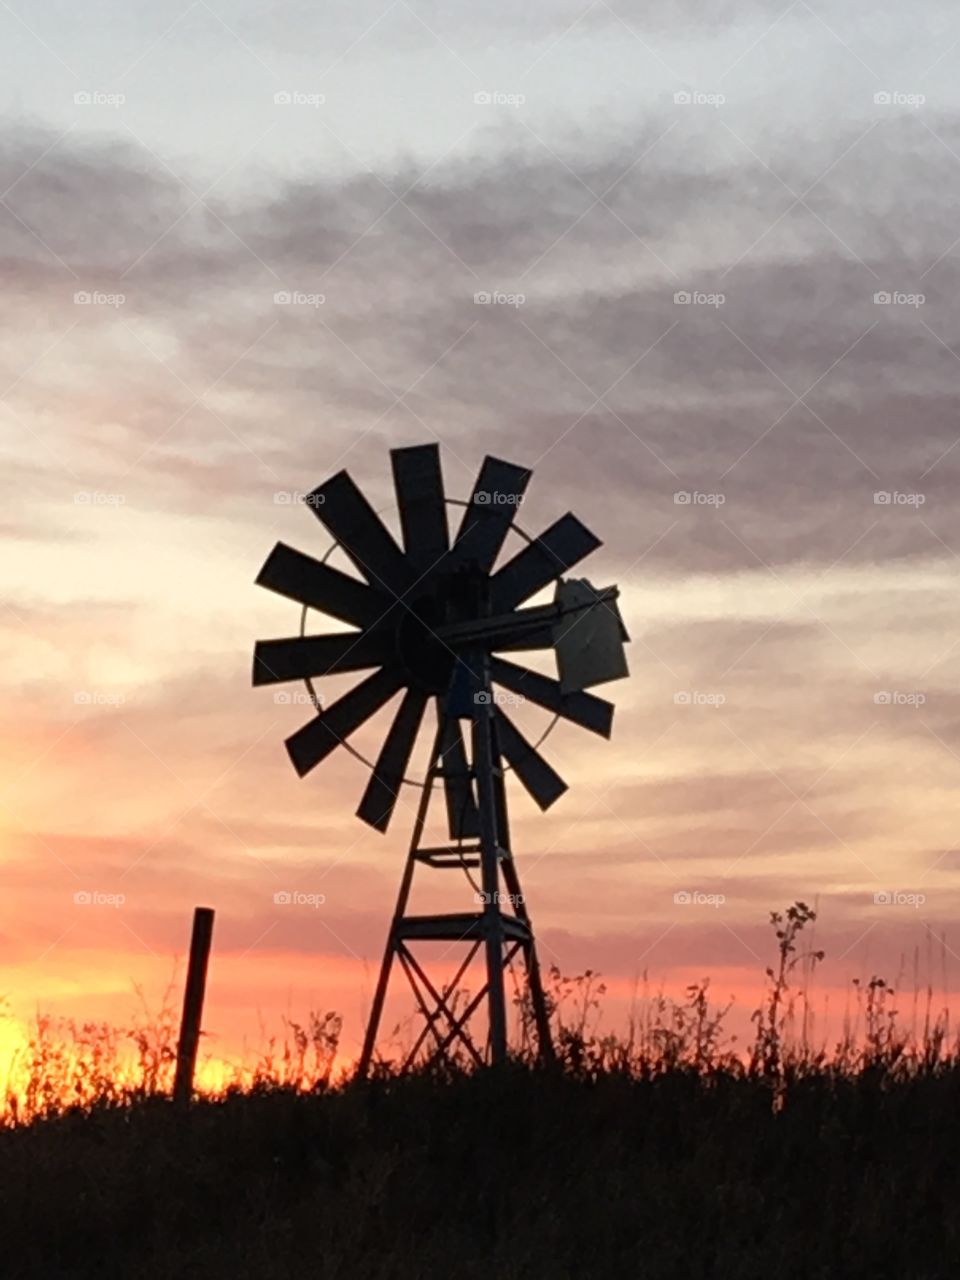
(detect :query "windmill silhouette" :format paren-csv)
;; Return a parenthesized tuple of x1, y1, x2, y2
(253, 443, 628, 1072)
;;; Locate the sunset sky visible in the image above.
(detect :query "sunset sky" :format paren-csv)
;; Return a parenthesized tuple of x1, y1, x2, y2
(3, 0, 960, 1069)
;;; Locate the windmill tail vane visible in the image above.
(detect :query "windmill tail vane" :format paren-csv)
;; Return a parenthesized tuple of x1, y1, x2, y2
(252, 442, 629, 1073)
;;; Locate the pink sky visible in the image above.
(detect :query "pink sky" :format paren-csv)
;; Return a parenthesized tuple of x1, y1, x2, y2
(3, 0, 960, 1067)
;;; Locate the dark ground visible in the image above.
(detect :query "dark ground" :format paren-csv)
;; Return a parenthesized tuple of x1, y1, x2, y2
(2, 1066, 958, 1279)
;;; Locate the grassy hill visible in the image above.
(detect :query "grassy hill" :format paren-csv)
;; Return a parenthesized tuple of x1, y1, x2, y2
(2, 1063, 959, 1279)
(3, 905, 958, 1279)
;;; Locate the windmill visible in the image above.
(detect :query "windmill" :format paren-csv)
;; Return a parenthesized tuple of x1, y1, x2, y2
(252, 444, 629, 1074)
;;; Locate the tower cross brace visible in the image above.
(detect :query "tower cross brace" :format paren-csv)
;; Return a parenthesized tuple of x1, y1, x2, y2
(357, 671, 554, 1076)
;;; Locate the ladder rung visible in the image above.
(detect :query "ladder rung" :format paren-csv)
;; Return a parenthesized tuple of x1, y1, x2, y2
(416, 843, 482, 859)
(414, 846, 512, 870)
(416, 845, 479, 869)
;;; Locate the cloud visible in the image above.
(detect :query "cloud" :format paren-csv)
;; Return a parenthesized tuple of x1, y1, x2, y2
(4, 74, 960, 1027)
(3, 113, 959, 583)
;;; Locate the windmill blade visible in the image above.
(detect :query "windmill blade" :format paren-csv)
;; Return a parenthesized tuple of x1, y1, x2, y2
(453, 456, 531, 573)
(494, 708, 568, 810)
(438, 708, 480, 839)
(308, 470, 411, 592)
(253, 631, 393, 686)
(256, 542, 389, 630)
(391, 443, 449, 577)
(490, 514, 601, 612)
(491, 657, 613, 737)
(285, 667, 405, 777)
(356, 688, 429, 831)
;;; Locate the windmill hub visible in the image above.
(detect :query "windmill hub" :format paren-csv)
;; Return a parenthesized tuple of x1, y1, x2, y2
(393, 564, 492, 693)
(251, 443, 629, 1074)
(394, 598, 453, 694)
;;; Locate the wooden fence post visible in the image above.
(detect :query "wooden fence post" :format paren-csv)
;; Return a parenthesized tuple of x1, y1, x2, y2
(173, 906, 215, 1108)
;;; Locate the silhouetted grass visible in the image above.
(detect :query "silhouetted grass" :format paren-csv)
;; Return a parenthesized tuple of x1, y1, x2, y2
(1, 905, 958, 1279)
(3, 1062, 959, 1279)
